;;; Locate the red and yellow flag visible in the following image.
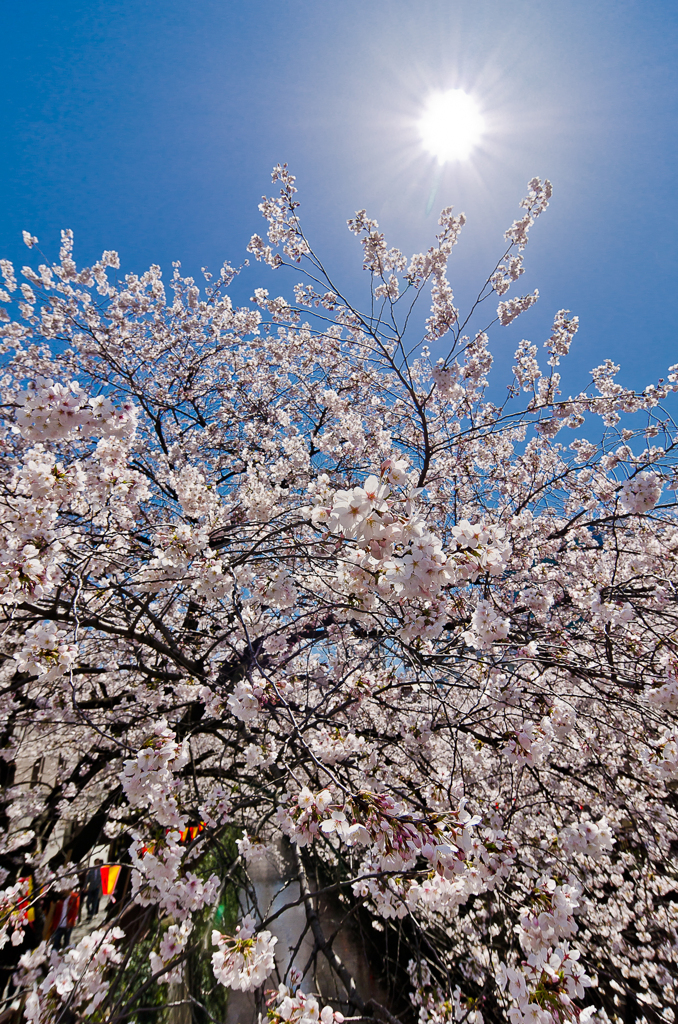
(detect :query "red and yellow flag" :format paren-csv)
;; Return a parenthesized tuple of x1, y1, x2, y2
(100, 865, 121, 896)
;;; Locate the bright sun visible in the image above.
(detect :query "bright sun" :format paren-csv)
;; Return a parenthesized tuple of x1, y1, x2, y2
(419, 89, 485, 163)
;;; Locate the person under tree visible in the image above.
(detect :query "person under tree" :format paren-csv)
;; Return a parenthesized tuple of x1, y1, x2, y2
(85, 859, 103, 921)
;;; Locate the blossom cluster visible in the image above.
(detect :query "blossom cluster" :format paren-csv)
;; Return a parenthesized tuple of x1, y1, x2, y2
(16, 379, 138, 442)
(497, 944, 593, 1024)
(129, 834, 220, 920)
(16, 930, 125, 1022)
(308, 470, 510, 617)
(618, 471, 662, 513)
(13, 620, 77, 681)
(120, 720, 189, 830)
(211, 915, 278, 991)
(0, 878, 33, 950)
(275, 787, 366, 847)
(268, 983, 345, 1024)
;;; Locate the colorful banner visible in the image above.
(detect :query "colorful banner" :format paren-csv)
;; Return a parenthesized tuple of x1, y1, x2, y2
(99, 864, 121, 896)
(168, 823, 206, 843)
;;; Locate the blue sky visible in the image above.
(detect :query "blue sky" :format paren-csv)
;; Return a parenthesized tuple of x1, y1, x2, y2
(2, 0, 677, 394)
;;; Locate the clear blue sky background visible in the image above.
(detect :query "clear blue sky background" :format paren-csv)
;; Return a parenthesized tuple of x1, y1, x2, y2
(2, 0, 677, 394)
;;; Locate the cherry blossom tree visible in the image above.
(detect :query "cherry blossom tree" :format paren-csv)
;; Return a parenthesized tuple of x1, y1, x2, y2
(0, 166, 677, 1024)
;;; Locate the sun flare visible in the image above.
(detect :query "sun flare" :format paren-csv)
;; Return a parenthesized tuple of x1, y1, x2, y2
(419, 89, 485, 163)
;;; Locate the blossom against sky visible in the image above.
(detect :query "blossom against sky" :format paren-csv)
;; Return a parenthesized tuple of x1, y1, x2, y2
(1, 0, 677, 388)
